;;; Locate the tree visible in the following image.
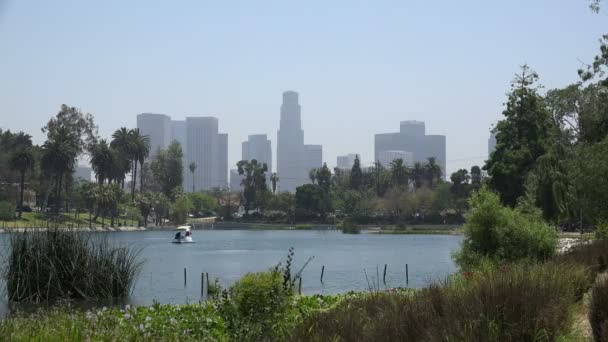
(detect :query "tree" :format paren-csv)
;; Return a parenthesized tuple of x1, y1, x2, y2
(9, 133, 34, 218)
(237, 159, 268, 214)
(150, 142, 184, 200)
(308, 169, 317, 184)
(189, 192, 217, 216)
(470, 165, 482, 189)
(189, 162, 197, 193)
(131, 129, 151, 194)
(295, 184, 330, 220)
(484, 65, 554, 206)
(270, 173, 279, 194)
(41, 126, 79, 214)
(423, 157, 442, 189)
(389, 158, 409, 187)
(350, 155, 363, 190)
(43, 104, 98, 156)
(411, 162, 425, 190)
(450, 169, 470, 198)
(316, 163, 332, 193)
(110, 127, 133, 189)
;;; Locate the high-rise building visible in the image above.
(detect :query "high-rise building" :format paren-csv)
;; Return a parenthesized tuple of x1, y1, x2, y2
(378, 150, 413, 167)
(277, 91, 306, 192)
(136, 113, 171, 157)
(242, 134, 272, 171)
(216, 133, 228, 189)
(185, 117, 228, 191)
(230, 169, 243, 192)
(375, 121, 446, 178)
(304, 144, 323, 173)
(488, 130, 497, 156)
(336, 154, 359, 170)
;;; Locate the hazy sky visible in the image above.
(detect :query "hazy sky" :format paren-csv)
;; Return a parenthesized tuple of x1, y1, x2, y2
(0, 0, 605, 175)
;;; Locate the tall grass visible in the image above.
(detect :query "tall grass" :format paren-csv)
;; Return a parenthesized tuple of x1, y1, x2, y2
(590, 276, 608, 342)
(3, 229, 143, 302)
(293, 262, 591, 342)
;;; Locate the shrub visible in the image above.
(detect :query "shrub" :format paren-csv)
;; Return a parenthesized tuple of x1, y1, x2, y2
(454, 186, 557, 270)
(590, 276, 608, 342)
(293, 262, 589, 341)
(595, 221, 608, 241)
(3, 229, 143, 302)
(0, 200, 15, 220)
(340, 217, 360, 234)
(295, 224, 313, 230)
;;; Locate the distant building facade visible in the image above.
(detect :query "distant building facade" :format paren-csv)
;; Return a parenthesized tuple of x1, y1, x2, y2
(230, 169, 243, 192)
(375, 120, 446, 178)
(185, 117, 228, 192)
(488, 130, 497, 156)
(276, 91, 322, 192)
(336, 154, 358, 170)
(377, 150, 413, 167)
(242, 134, 272, 171)
(136, 113, 171, 157)
(304, 144, 323, 173)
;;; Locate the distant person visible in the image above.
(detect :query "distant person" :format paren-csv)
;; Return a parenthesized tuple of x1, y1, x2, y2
(174, 232, 181, 240)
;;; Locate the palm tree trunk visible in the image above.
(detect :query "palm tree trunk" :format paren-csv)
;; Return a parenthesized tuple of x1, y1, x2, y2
(132, 160, 138, 201)
(140, 161, 145, 193)
(18, 170, 25, 218)
(55, 173, 63, 216)
(192, 172, 195, 193)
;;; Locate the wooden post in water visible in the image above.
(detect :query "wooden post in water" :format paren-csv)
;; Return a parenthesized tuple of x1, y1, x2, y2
(298, 277, 302, 295)
(184, 268, 187, 287)
(383, 264, 387, 284)
(206, 272, 209, 298)
(320, 265, 325, 283)
(406, 264, 409, 285)
(201, 272, 205, 298)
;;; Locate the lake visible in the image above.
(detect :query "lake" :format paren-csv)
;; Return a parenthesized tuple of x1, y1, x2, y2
(0, 230, 462, 313)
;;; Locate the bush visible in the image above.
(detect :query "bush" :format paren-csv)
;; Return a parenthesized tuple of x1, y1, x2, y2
(3, 229, 143, 302)
(293, 262, 590, 341)
(595, 222, 608, 241)
(295, 224, 313, 230)
(0, 200, 15, 220)
(340, 217, 360, 234)
(590, 276, 608, 342)
(454, 186, 557, 270)
(216, 249, 299, 341)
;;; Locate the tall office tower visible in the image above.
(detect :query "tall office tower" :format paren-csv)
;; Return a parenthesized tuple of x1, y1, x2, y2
(377, 150, 413, 167)
(230, 169, 243, 192)
(216, 133, 228, 189)
(336, 154, 359, 170)
(136, 113, 171, 157)
(488, 130, 497, 156)
(304, 144, 323, 175)
(375, 120, 447, 179)
(171, 120, 187, 187)
(185, 117, 227, 191)
(277, 91, 306, 192)
(242, 134, 272, 171)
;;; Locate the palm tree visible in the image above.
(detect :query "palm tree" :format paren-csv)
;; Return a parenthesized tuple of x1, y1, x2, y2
(411, 162, 425, 190)
(41, 127, 79, 214)
(189, 161, 197, 192)
(424, 157, 442, 189)
(270, 172, 279, 194)
(110, 127, 133, 189)
(389, 158, 409, 187)
(131, 129, 150, 197)
(90, 139, 114, 184)
(9, 133, 34, 218)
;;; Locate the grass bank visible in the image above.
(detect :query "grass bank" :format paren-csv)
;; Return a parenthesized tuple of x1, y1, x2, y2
(373, 224, 462, 235)
(0, 212, 139, 229)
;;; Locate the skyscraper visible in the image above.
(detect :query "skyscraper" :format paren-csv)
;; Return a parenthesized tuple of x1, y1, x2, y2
(304, 144, 323, 172)
(336, 154, 359, 170)
(185, 117, 228, 191)
(378, 150, 413, 167)
(277, 91, 306, 192)
(375, 120, 446, 179)
(136, 113, 171, 157)
(242, 134, 272, 171)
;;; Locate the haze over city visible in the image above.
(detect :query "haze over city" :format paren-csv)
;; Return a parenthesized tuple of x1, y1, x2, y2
(0, 0, 605, 175)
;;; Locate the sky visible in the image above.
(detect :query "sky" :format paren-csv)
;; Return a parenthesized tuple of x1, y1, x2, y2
(0, 0, 606, 176)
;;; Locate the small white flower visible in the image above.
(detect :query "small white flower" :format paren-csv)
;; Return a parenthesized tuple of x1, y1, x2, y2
(125, 304, 131, 310)
(139, 323, 145, 331)
(145, 316, 152, 322)
(124, 313, 131, 319)
(170, 318, 177, 324)
(149, 306, 155, 312)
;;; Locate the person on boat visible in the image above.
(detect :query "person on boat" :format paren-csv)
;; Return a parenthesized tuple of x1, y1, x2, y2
(185, 230, 191, 238)
(174, 232, 182, 240)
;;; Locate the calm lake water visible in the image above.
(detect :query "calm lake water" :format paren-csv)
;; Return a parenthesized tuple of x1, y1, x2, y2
(0, 230, 462, 313)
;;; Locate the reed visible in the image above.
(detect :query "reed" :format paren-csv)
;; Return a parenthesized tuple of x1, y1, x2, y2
(3, 228, 143, 303)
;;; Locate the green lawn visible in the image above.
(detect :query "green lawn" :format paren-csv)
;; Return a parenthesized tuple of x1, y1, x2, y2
(0, 211, 139, 229)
